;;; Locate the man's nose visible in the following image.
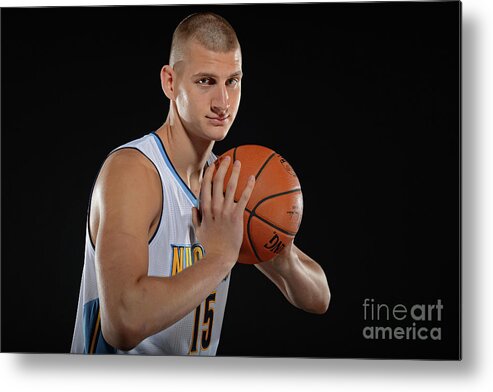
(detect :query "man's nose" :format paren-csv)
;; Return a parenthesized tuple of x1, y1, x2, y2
(211, 85, 230, 116)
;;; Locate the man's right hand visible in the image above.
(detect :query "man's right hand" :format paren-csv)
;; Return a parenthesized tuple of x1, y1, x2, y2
(192, 155, 255, 267)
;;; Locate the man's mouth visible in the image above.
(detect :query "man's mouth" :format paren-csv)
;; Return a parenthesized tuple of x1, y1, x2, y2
(206, 115, 230, 125)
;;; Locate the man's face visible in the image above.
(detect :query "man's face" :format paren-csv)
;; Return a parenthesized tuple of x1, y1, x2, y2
(172, 40, 242, 142)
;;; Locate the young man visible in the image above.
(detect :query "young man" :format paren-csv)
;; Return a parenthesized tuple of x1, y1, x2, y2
(71, 12, 330, 355)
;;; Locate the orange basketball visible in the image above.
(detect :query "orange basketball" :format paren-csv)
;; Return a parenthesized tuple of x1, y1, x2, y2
(216, 145, 303, 264)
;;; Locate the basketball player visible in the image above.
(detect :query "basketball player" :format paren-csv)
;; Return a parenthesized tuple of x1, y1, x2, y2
(71, 12, 330, 355)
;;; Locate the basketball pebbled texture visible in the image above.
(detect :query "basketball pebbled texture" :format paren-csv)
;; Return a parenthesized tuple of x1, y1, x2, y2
(216, 145, 303, 264)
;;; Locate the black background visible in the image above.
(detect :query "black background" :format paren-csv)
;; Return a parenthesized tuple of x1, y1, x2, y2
(1, 1, 460, 359)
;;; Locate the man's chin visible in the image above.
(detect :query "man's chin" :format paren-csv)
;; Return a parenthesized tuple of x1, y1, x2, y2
(205, 124, 232, 142)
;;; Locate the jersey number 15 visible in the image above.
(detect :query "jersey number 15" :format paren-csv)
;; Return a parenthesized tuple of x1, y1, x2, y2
(190, 291, 216, 354)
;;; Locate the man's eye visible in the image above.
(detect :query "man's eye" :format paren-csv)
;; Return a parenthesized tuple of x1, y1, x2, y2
(197, 78, 214, 85)
(227, 78, 239, 86)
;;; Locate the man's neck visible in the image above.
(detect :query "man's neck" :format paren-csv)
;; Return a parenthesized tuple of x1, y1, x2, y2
(154, 115, 214, 198)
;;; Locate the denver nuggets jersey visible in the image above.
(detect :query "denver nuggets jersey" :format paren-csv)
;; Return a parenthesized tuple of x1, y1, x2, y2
(71, 132, 230, 355)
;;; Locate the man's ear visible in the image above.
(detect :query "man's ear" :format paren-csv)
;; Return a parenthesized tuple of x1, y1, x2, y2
(161, 65, 175, 101)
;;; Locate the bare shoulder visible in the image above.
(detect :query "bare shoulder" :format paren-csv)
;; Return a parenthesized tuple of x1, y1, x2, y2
(101, 147, 158, 180)
(95, 148, 161, 194)
(90, 148, 162, 244)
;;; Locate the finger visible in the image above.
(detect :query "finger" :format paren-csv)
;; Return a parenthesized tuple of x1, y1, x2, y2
(200, 164, 214, 218)
(191, 207, 200, 230)
(212, 155, 230, 207)
(224, 160, 241, 206)
(236, 174, 256, 212)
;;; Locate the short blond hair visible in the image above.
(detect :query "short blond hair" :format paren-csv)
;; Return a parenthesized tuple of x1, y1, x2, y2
(169, 12, 241, 66)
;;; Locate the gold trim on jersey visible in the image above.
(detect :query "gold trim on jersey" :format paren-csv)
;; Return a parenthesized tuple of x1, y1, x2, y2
(89, 311, 101, 354)
(170, 243, 204, 276)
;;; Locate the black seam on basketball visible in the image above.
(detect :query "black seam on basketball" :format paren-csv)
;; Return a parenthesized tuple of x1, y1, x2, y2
(250, 214, 298, 237)
(252, 188, 302, 212)
(249, 188, 301, 236)
(233, 146, 238, 162)
(247, 209, 263, 263)
(255, 152, 276, 180)
(246, 188, 301, 262)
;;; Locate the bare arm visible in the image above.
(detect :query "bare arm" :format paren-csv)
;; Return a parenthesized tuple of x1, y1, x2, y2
(255, 242, 330, 314)
(92, 151, 254, 350)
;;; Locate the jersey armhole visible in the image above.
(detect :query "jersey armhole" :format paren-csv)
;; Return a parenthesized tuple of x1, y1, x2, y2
(87, 146, 164, 250)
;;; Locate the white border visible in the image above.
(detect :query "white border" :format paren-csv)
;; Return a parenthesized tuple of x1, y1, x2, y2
(1, 0, 492, 391)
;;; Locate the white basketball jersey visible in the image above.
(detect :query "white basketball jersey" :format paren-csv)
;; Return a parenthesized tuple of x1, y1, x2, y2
(71, 132, 230, 355)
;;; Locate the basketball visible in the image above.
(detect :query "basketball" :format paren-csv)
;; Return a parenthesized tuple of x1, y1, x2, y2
(216, 145, 303, 264)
